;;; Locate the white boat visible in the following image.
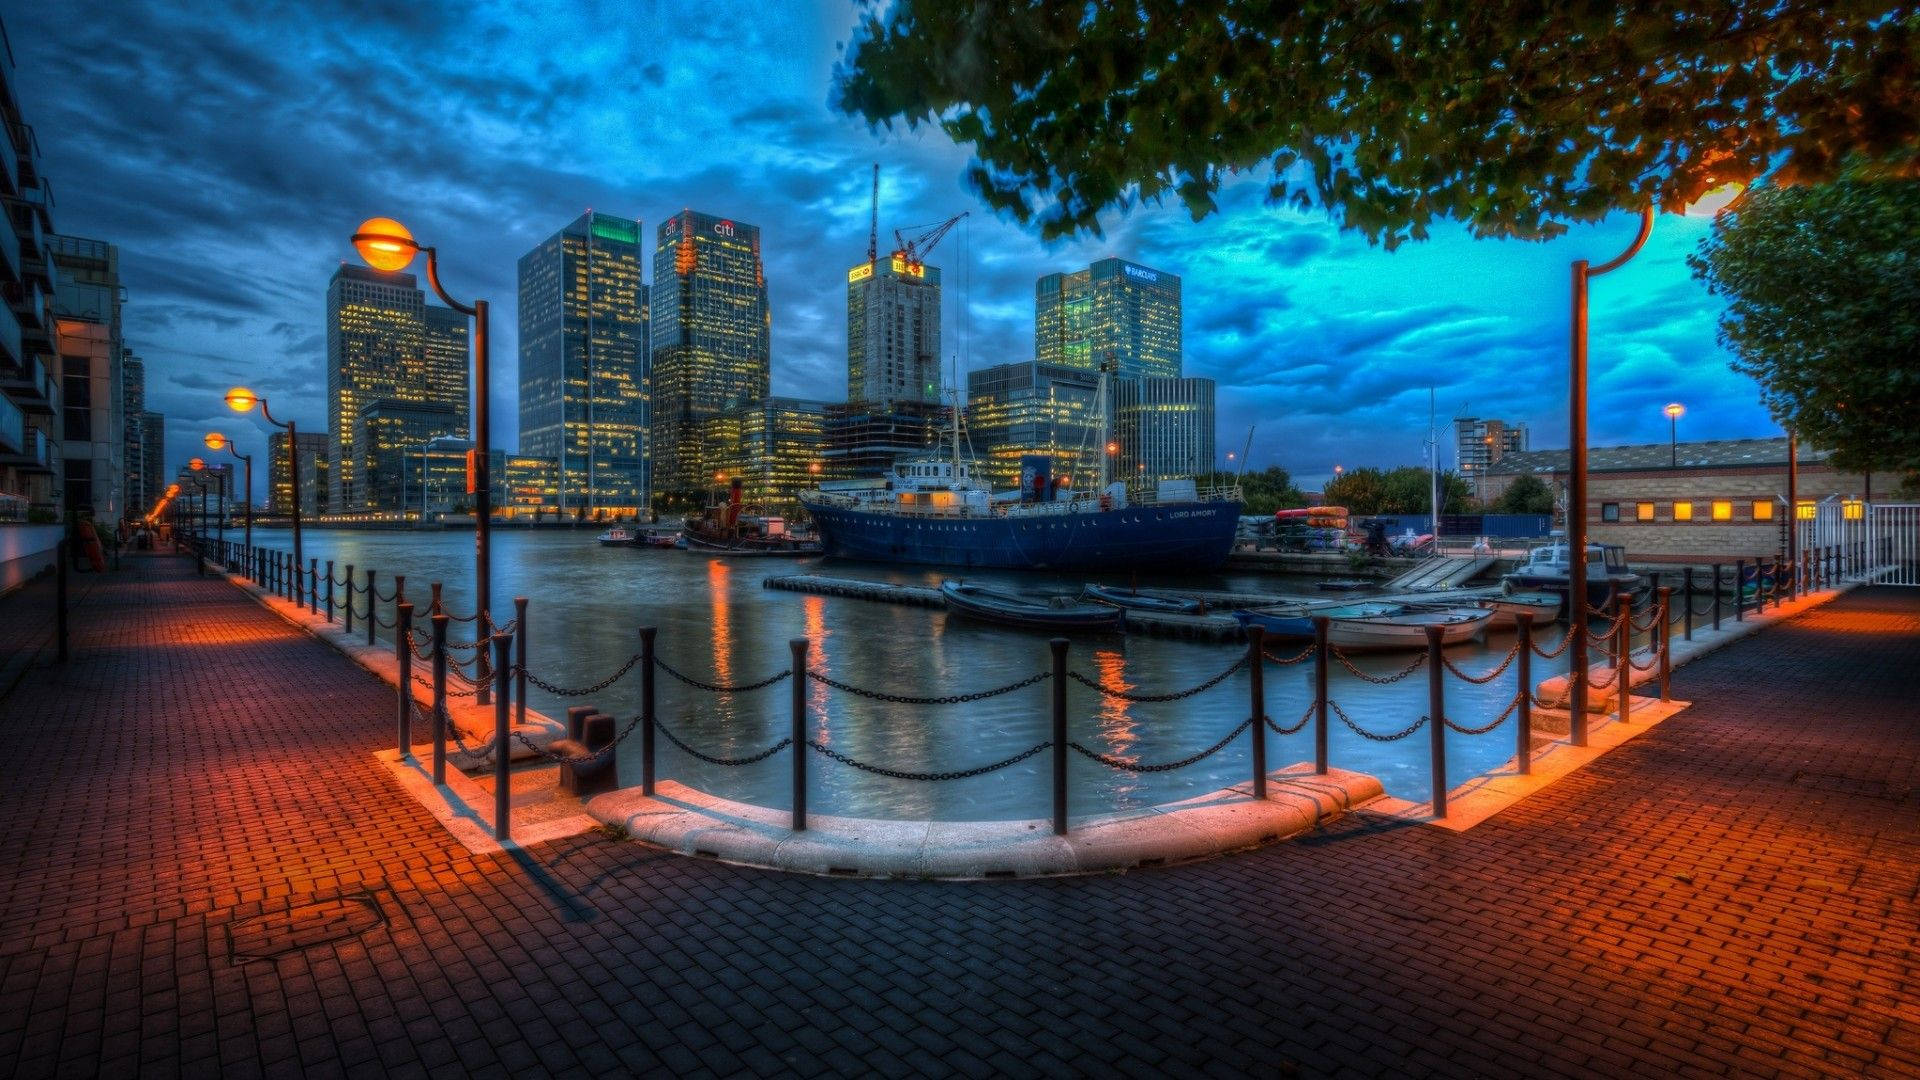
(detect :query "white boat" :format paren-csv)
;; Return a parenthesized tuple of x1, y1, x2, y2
(596, 525, 638, 547)
(1477, 591, 1562, 629)
(1325, 607, 1492, 652)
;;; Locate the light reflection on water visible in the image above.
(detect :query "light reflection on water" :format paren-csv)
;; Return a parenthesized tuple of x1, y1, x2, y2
(253, 527, 1641, 819)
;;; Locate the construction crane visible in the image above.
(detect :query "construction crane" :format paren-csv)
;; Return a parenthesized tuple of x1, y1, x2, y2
(892, 211, 968, 274)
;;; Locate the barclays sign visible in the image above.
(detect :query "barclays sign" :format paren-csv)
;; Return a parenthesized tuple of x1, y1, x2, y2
(1122, 263, 1159, 283)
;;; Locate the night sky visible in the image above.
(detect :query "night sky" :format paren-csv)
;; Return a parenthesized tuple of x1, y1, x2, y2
(9, 1, 1780, 502)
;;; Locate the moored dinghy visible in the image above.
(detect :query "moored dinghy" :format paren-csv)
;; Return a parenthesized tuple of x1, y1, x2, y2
(1476, 591, 1562, 629)
(1325, 607, 1492, 652)
(941, 581, 1127, 633)
(1232, 601, 1404, 641)
(1080, 583, 1205, 614)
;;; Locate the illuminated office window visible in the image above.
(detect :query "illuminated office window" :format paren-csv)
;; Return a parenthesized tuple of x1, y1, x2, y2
(1752, 500, 1773, 521)
(1636, 502, 1655, 522)
(1673, 501, 1694, 521)
(1711, 500, 1732, 521)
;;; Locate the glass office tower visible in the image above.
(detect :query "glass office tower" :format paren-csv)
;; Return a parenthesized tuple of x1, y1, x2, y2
(1034, 257, 1182, 379)
(517, 211, 650, 515)
(650, 210, 769, 494)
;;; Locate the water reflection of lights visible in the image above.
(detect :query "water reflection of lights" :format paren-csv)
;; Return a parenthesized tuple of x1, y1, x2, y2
(1091, 648, 1142, 802)
(805, 595, 831, 739)
(707, 559, 733, 702)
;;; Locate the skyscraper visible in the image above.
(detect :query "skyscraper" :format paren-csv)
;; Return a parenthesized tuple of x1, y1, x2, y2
(650, 210, 769, 494)
(270, 430, 329, 516)
(1115, 376, 1216, 485)
(847, 254, 941, 409)
(355, 400, 461, 511)
(325, 265, 469, 510)
(965, 361, 1102, 487)
(138, 412, 166, 514)
(1035, 257, 1182, 379)
(705, 397, 830, 503)
(518, 212, 650, 514)
(122, 349, 146, 514)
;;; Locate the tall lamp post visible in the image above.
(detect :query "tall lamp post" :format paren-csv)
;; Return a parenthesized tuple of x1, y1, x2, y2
(350, 217, 494, 695)
(1664, 402, 1685, 467)
(225, 387, 302, 603)
(188, 458, 225, 552)
(206, 432, 253, 570)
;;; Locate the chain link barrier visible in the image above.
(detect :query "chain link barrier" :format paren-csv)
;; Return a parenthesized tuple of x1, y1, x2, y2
(655, 658, 792, 694)
(1261, 643, 1316, 666)
(1068, 717, 1253, 773)
(512, 714, 646, 765)
(1065, 655, 1245, 703)
(1267, 702, 1315, 736)
(442, 608, 482, 623)
(411, 670, 481, 698)
(1441, 693, 1523, 736)
(1440, 640, 1522, 685)
(1332, 648, 1427, 685)
(1529, 633, 1573, 660)
(809, 668, 1050, 705)
(515, 654, 644, 698)
(1328, 698, 1428, 741)
(1625, 647, 1659, 672)
(806, 739, 1052, 781)
(374, 586, 401, 604)
(482, 615, 520, 637)
(1586, 664, 1620, 690)
(655, 719, 792, 766)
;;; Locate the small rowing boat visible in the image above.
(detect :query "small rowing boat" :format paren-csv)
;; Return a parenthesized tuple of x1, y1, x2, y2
(1080, 583, 1204, 614)
(1326, 607, 1492, 652)
(1232, 601, 1404, 640)
(941, 581, 1127, 633)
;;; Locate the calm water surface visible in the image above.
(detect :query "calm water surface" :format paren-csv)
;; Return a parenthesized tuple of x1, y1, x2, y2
(250, 527, 1627, 818)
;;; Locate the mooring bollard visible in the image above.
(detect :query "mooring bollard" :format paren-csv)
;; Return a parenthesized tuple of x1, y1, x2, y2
(514, 597, 529, 730)
(1615, 593, 1631, 726)
(1658, 587, 1673, 701)
(1050, 637, 1069, 835)
(343, 563, 356, 635)
(640, 627, 658, 796)
(365, 569, 377, 646)
(393, 575, 406, 627)
(432, 613, 448, 785)
(325, 560, 336, 622)
(1425, 624, 1447, 819)
(1515, 613, 1533, 776)
(307, 559, 318, 614)
(566, 706, 595, 743)
(1313, 616, 1331, 774)
(430, 582, 443, 615)
(1682, 567, 1694, 641)
(1245, 624, 1267, 799)
(492, 633, 513, 842)
(1733, 559, 1746, 622)
(396, 603, 414, 758)
(790, 638, 809, 832)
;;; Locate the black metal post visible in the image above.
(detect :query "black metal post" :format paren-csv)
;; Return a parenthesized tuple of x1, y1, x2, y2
(365, 569, 377, 646)
(1734, 559, 1746, 621)
(1426, 625, 1446, 819)
(492, 634, 512, 842)
(55, 538, 68, 663)
(430, 582, 443, 615)
(325, 560, 335, 622)
(640, 627, 657, 796)
(308, 559, 318, 615)
(1246, 625, 1267, 799)
(396, 603, 414, 758)
(432, 613, 448, 785)
(1657, 587, 1672, 701)
(1313, 616, 1330, 773)
(790, 638, 808, 832)
(1515, 613, 1533, 776)
(1615, 593, 1631, 726)
(1050, 638, 1068, 835)
(514, 597, 528, 731)
(344, 562, 356, 636)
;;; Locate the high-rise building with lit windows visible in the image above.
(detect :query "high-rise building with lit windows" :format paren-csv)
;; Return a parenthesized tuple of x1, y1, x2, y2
(270, 430, 328, 516)
(1115, 376, 1215, 485)
(355, 400, 461, 512)
(517, 212, 650, 514)
(964, 361, 1102, 487)
(1035, 257, 1181, 378)
(325, 265, 469, 509)
(847, 255, 941, 409)
(705, 397, 830, 504)
(650, 210, 769, 493)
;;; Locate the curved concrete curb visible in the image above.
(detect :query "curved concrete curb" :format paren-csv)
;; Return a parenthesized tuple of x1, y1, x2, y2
(586, 763, 1383, 879)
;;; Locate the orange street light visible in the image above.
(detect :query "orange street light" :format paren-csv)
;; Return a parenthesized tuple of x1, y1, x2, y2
(224, 384, 302, 599)
(189, 457, 205, 470)
(351, 217, 419, 272)
(207, 431, 254, 564)
(204, 432, 226, 450)
(1664, 402, 1686, 467)
(225, 386, 257, 413)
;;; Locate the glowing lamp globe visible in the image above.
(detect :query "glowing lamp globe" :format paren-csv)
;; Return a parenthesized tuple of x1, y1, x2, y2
(352, 217, 418, 272)
(225, 387, 258, 413)
(189, 458, 205, 471)
(204, 432, 226, 450)
(1683, 183, 1745, 219)
(1665, 402, 1686, 420)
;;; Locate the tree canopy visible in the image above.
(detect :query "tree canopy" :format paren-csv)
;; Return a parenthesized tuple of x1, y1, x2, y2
(1201, 465, 1306, 514)
(1493, 474, 1556, 515)
(1323, 466, 1469, 515)
(836, 2, 1919, 246)
(1688, 177, 1920, 477)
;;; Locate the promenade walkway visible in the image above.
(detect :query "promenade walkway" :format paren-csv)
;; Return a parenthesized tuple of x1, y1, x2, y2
(0, 551, 1915, 1077)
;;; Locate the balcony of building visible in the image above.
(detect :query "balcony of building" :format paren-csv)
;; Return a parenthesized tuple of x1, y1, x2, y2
(0, 352, 54, 414)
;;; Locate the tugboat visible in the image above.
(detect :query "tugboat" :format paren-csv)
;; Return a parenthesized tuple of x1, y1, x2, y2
(683, 479, 822, 556)
(596, 524, 639, 547)
(800, 364, 1242, 572)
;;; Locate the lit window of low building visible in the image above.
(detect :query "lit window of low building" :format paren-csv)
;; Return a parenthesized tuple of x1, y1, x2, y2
(1711, 500, 1732, 521)
(1636, 502, 1654, 522)
(1752, 500, 1773, 521)
(1796, 500, 1817, 520)
(1673, 501, 1694, 521)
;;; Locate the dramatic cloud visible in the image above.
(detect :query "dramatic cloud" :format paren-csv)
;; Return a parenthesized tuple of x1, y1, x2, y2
(11, 1, 1773, 497)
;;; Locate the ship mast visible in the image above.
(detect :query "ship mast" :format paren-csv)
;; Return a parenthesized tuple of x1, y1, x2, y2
(1097, 352, 1113, 492)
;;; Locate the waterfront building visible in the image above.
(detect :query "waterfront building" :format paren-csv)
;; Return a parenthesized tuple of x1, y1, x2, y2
(121, 349, 147, 515)
(354, 399, 461, 512)
(1, 43, 62, 520)
(504, 454, 561, 518)
(1035, 257, 1181, 379)
(1481, 437, 1878, 559)
(847, 254, 941, 409)
(821, 400, 946, 481)
(50, 234, 125, 522)
(137, 412, 165, 516)
(269, 430, 328, 516)
(649, 210, 769, 494)
(325, 264, 469, 510)
(399, 438, 560, 520)
(964, 361, 1101, 487)
(1114, 376, 1216, 486)
(1456, 416, 1528, 498)
(518, 211, 649, 516)
(706, 396, 830, 504)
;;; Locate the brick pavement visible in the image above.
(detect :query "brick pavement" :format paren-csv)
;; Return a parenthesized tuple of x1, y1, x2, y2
(0, 551, 1915, 1078)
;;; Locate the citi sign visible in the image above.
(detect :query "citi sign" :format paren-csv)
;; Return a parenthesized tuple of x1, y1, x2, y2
(1123, 264, 1158, 283)
(713, 220, 736, 237)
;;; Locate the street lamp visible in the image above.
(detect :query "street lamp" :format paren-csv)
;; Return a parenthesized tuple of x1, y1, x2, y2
(1664, 402, 1685, 467)
(206, 432, 253, 572)
(351, 216, 495, 677)
(227, 385, 303, 605)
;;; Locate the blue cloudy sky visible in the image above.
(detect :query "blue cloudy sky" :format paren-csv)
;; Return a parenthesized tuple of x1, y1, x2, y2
(10, 0, 1780, 498)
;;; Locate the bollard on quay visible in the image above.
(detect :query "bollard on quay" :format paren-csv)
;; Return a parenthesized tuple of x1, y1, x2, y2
(1514, 613, 1533, 776)
(430, 582, 442, 616)
(394, 576, 406, 627)
(365, 569, 377, 646)
(514, 597, 528, 730)
(1312, 616, 1331, 774)
(396, 603, 414, 759)
(1050, 637, 1069, 835)
(343, 563, 356, 635)
(1245, 624, 1267, 800)
(640, 627, 658, 796)
(492, 633, 513, 842)
(1658, 587, 1673, 701)
(1425, 624, 1447, 819)
(566, 706, 595, 743)
(308, 559, 318, 614)
(325, 560, 336, 622)
(790, 638, 809, 832)
(431, 613, 449, 785)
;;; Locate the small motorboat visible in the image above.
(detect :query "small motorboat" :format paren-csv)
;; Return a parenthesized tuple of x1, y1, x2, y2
(1314, 578, 1373, 592)
(1326, 607, 1493, 652)
(941, 581, 1127, 633)
(1232, 601, 1404, 641)
(1503, 542, 1642, 607)
(1081, 583, 1204, 615)
(1477, 590, 1563, 629)
(642, 531, 682, 549)
(597, 525, 639, 547)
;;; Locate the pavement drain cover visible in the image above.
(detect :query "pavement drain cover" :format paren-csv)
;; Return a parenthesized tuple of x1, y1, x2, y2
(1789, 771, 1910, 803)
(225, 889, 388, 965)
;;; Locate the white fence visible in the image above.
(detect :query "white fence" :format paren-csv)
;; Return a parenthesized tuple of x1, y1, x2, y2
(1799, 500, 1920, 587)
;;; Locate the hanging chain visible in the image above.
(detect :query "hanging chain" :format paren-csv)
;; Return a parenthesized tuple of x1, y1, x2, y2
(515, 654, 644, 698)
(1440, 640, 1522, 684)
(1267, 702, 1315, 736)
(655, 658, 792, 694)
(1530, 633, 1573, 660)
(1328, 698, 1428, 741)
(1066, 655, 1246, 703)
(512, 714, 646, 765)
(1441, 693, 1523, 735)
(805, 739, 1051, 781)
(808, 668, 1050, 705)
(655, 719, 792, 766)
(1068, 717, 1253, 773)
(1262, 643, 1316, 666)
(1331, 648, 1427, 684)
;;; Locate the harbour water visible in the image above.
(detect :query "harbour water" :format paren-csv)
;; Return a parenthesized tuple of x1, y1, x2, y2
(248, 528, 1620, 818)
